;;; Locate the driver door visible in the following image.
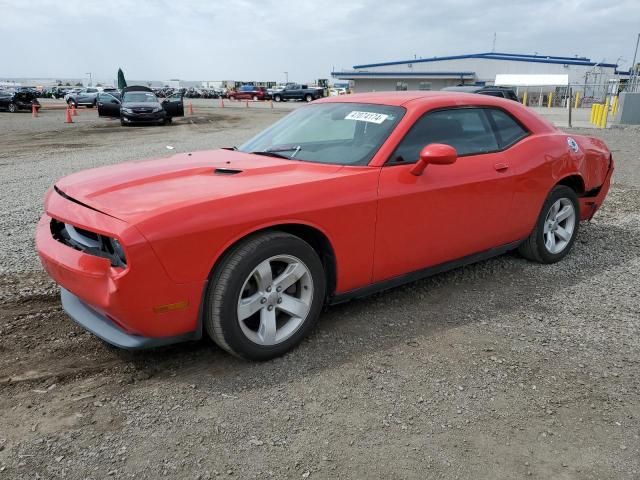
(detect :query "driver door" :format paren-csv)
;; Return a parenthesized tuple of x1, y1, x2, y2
(163, 93, 184, 117)
(373, 107, 521, 282)
(97, 93, 121, 117)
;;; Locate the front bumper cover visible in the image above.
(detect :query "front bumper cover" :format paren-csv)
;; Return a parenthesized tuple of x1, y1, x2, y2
(61, 288, 198, 349)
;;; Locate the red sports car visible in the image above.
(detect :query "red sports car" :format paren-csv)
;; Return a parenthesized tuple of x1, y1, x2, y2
(36, 92, 613, 360)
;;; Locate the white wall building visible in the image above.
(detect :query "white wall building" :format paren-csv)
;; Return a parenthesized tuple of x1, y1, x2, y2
(332, 52, 622, 92)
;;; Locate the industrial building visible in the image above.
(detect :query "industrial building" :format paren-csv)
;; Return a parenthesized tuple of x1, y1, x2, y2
(331, 52, 623, 92)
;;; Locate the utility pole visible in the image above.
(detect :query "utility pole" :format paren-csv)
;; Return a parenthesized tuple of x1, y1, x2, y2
(492, 32, 496, 52)
(632, 33, 640, 75)
(85, 72, 92, 87)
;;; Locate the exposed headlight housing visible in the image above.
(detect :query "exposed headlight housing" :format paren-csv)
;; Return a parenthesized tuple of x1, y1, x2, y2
(108, 238, 127, 267)
(122, 107, 133, 114)
(50, 219, 127, 268)
(152, 106, 162, 113)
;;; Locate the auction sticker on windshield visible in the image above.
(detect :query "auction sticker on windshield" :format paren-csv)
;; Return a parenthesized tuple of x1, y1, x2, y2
(344, 111, 389, 124)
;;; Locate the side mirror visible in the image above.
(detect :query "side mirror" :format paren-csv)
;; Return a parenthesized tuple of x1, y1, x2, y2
(410, 143, 457, 176)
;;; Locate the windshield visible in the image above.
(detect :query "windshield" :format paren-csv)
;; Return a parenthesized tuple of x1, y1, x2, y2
(123, 91, 158, 103)
(238, 103, 404, 166)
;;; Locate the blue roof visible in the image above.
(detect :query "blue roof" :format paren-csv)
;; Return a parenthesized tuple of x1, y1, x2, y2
(332, 71, 475, 78)
(353, 52, 618, 69)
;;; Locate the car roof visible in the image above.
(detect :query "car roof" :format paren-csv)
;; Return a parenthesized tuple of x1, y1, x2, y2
(315, 91, 557, 133)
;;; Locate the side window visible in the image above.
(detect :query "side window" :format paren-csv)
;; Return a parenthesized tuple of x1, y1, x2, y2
(395, 82, 408, 91)
(488, 109, 528, 148)
(390, 108, 499, 163)
(479, 90, 504, 98)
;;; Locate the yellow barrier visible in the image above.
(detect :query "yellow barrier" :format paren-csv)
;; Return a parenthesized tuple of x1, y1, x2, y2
(595, 103, 603, 126)
(574, 91, 580, 109)
(599, 97, 610, 128)
(611, 96, 618, 116)
(590, 104, 596, 124)
(522, 91, 528, 106)
(547, 92, 553, 108)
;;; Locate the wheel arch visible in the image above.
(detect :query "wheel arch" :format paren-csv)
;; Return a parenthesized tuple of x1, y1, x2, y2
(206, 222, 338, 301)
(556, 174, 585, 195)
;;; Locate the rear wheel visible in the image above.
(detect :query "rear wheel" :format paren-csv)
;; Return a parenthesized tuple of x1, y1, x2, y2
(252, 95, 258, 101)
(518, 185, 579, 263)
(205, 231, 326, 360)
(274, 94, 282, 102)
(305, 94, 313, 102)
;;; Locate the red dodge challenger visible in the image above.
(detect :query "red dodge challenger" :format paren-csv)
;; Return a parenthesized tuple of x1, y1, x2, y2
(36, 92, 613, 360)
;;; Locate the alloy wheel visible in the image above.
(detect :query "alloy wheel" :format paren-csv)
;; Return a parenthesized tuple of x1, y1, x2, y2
(237, 255, 313, 346)
(543, 198, 576, 254)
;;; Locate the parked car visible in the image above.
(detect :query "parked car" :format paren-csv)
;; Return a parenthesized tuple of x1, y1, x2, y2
(271, 84, 324, 102)
(442, 85, 519, 101)
(36, 91, 613, 360)
(0, 90, 41, 112)
(64, 88, 100, 108)
(51, 87, 72, 99)
(97, 86, 184, 125)
(229, 85, 267, 101)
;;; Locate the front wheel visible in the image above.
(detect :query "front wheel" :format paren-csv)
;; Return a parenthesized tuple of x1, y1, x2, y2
(518, 185, 579, 263)
(7, 103, 17, 113)
(305, 94, 313, 102)
(205, 231, 326, 360)
(252, 95, 258, 101)
(274, 95, 282, 102)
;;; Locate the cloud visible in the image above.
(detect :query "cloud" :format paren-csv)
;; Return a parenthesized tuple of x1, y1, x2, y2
(0, 0, 638, 83)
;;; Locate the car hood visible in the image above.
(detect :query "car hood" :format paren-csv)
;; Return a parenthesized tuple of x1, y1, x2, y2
(54, 149, 345, 223)
(121, 101, 162, 108)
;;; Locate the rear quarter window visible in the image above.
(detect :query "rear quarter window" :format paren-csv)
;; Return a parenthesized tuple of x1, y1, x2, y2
(488, 109, 529, 148)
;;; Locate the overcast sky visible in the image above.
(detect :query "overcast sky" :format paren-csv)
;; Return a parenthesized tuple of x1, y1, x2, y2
(2, 0, 639, 84)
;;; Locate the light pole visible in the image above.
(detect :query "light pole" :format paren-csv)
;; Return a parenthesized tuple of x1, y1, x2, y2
(85, 72, 92, 87)
(632, 33, 639, 76)
(284, 71, 289, 84)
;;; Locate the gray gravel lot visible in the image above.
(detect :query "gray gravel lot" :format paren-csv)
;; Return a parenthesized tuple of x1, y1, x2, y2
(0, 102, 639, 479)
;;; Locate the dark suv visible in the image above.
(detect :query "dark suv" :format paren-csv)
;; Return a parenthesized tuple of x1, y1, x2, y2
(228, 85, 267, 101)
(441, 85, 519, 101)
(0, 90, 41, 112)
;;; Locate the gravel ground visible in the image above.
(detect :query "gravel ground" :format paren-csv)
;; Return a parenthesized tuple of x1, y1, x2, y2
(0, 104, 639, 479)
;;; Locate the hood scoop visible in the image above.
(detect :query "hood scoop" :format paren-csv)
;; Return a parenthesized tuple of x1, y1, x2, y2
(213, 168, 243, 175)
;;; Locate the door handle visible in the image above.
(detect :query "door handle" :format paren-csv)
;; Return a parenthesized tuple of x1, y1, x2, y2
(494, 163, 509, 172)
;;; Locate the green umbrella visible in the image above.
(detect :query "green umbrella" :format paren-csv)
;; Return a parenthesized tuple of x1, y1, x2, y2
(117, 68, 127, 90)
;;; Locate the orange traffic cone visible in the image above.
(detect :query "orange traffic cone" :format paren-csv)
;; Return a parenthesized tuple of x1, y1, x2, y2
(32, 104, 38, 117)
(72, 105, 78, 116)
(65, 107, 73, 123)
(188, 102, 193, 115)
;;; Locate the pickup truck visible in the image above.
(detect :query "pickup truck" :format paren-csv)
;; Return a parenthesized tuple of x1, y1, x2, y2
(271, 84, 324, 103)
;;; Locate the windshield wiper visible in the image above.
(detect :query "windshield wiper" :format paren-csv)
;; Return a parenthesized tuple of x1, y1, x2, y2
(260, 145, 302, 158)
(250, 151, 291, 159)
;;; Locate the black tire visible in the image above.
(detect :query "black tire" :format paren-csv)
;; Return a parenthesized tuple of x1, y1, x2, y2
(252, 95, 258, 101)
(7, 103, 17, 113)
(274, 94, 282, 102)
(205, 231, 326, 360)
(120, 118, 126, 126)
(305, 94, 313, 102)
(67, 99, 77, 108)
(518, 185, 579, 264)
